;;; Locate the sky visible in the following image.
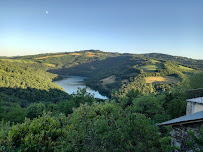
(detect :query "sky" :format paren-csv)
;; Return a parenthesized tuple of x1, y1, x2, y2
(0, 0, 203, 59)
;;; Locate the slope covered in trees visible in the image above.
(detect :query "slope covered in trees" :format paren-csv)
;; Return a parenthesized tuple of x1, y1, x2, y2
(0, 50, 203, 151)
(1, 72, 203, 151)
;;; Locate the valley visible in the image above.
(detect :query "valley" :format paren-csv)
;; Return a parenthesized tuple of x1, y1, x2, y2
(54, 76, 107, 99)
(1, 1, 202, 151)
(0, 50, 203, 151)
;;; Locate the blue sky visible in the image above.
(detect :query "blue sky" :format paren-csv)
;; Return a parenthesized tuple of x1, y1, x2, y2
(0, 0, 203, 59)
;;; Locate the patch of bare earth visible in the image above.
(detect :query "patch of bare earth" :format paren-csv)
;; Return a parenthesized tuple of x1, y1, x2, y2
(145, 76, 179, 84)
(101, 75, 116, 86)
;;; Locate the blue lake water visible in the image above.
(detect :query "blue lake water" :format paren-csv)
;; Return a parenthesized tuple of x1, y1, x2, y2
(54, 76, 107, 99)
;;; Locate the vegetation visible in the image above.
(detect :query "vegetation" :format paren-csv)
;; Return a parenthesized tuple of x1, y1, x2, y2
(0, 50, 203, 151)
(137, 64, 164, 72)
(188, 125, 203, 152)
(145, 76, 179, 84)
(0, 103, 173, 152)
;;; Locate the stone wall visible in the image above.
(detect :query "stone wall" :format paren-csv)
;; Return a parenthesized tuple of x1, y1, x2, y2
(171, 122, 202, 152)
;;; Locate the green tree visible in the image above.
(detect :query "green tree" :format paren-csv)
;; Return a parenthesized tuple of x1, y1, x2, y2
(4, 105, 26, 123)
(26, 102, 46, 119)
(0, 99, 4, 121)
(0, 112, 76, 152)
(132, 94, 168, 122)
(189, 72, 203, 89)
(187, 125, 203, 152)
(120, 89, 140, 108)
(69, 102, 168, 151)
(57, 100, 76, 115)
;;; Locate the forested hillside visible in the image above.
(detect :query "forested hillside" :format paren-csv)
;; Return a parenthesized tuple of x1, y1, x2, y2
(12, 50, 201, 97)
(0, 50, 203, 151)
(0, 59, 71, 123)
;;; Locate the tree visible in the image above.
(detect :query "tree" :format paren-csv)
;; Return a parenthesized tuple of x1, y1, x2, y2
(0, 112, 76, 152)
(189, 72, 203, 89)
(187, 125, 203, 152)
(26, 102, 46, 119)
(4, 105, 26, 123)
(132, 94, 168, 122)
(57, 100, 76, 115)
(0, 99, 4, 121)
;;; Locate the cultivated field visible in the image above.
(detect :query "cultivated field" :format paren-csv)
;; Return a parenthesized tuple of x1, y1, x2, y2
(85, 52, 97, 57)
(69, 53, 81, 56)
(145, 76, 179, 84)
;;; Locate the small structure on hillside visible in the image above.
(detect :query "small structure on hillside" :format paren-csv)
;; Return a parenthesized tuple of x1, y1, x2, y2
(158, 89, 203, 152)
(186, 97, 203, 114)
(186, 88, 203, 115)
(158, 111, 203, 151)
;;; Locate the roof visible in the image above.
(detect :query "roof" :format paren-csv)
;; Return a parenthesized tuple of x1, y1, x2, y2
(157, 111, 203, 126)
(186, 97, 203, 104)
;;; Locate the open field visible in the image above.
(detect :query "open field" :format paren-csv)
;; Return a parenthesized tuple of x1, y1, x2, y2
(69, 53, 81, 56)
(150, 59, 160, 63)
(145, 76, 179, 84)
(44, 63, 56, 67)
(97, 53, 108, 55)
(86, 52, 95, 54)
(101, 75, 116, 85)
(178, 65, 194, 71)
(87, 54, 97, 57)
(137, 64, 164, 72)
(85, 52, 97, 57)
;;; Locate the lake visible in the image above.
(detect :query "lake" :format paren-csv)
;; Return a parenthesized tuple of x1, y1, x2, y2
(54, 76, 107, 99)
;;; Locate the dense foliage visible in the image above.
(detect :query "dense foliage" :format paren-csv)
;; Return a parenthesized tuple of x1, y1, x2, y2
(187, 125, 203, 152)
(0, 103, 173, 152)
(0, 50, 203, 151)
(12, 50, 201, 97)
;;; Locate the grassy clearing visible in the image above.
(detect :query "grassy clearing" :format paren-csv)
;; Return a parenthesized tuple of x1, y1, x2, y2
(87, 54, 97, 57)
(86, 52, 95, 54)
(178, 65, 194, 71)
(69, 53, 81, 56)
(150, 59, 160, 63)
(44, 63, 56, 67)
(85, 52, 97, 57)
(137, 64, 164, 72)
(145, 76, 179, 84)
(101, 75, 116, 85)
(97, 53, 108, 55)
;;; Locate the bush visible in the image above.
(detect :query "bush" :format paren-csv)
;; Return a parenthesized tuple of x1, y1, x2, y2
(0, 112, 77, 152)
(26, 102, 46, 119)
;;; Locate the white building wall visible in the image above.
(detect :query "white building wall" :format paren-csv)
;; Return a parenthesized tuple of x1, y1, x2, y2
(186, 102, 203, 115)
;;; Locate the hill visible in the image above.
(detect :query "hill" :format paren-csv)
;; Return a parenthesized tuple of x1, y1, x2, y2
(6, 50, 202, 97)
(1, 50, 203, 151)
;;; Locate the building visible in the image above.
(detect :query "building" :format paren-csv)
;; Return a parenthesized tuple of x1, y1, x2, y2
(186, 97, 203, 114)
(187, 88, 203, 115)
(158, 89, 203, 152)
